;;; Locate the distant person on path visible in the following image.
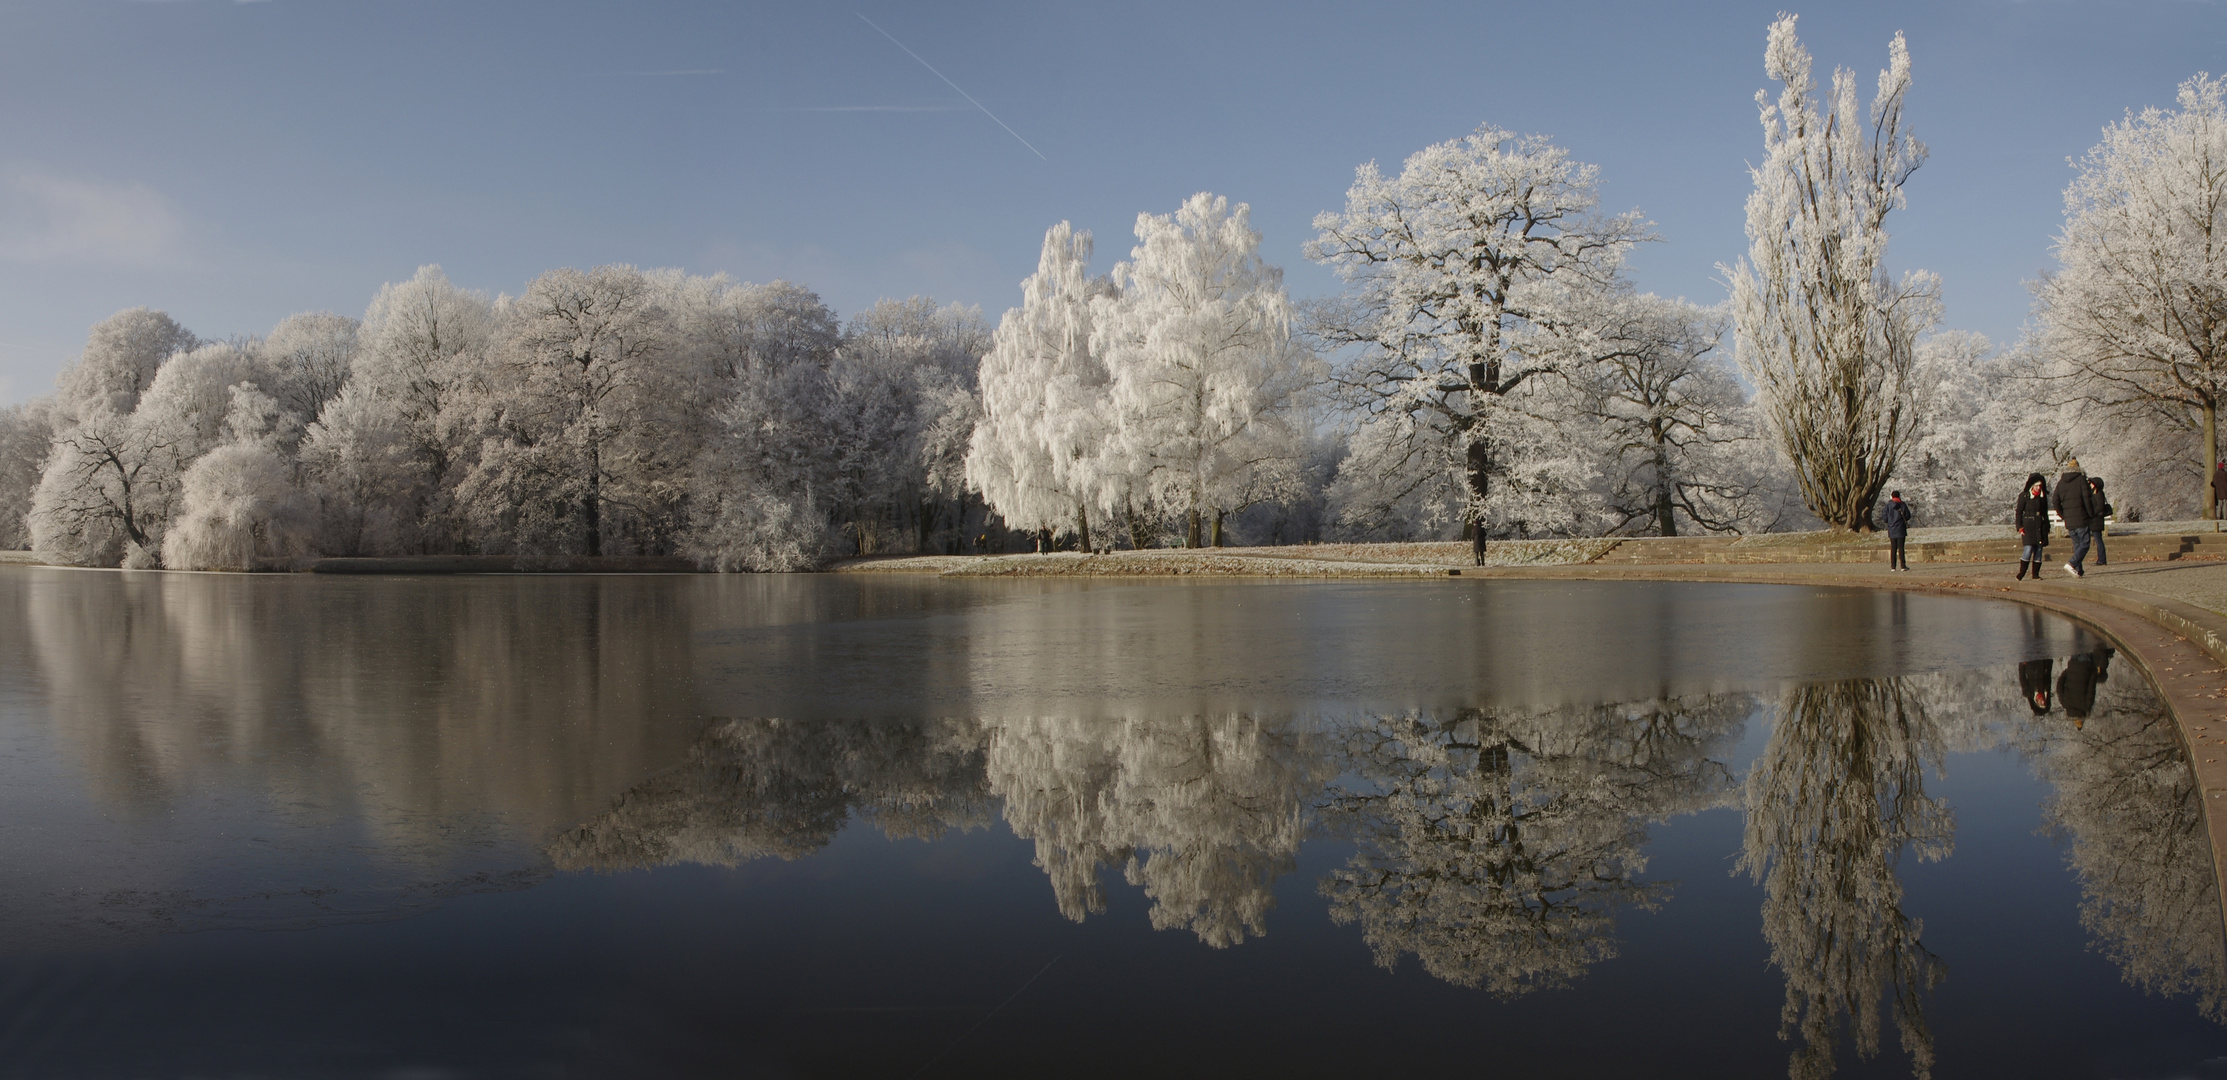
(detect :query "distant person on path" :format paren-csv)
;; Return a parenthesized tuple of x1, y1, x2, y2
(2019, 657, 2054, 714)
(1884, 491, 1913, 571)
(2087, 476, 2111, 566)
(2016, 472, 2052, 580)
(2214, 462, 2227, 522)
(2051, 458, 2101, 577)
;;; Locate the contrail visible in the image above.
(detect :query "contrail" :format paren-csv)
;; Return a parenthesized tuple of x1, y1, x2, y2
(855, 12, 1047, 161)
(755, 105, 968, 113)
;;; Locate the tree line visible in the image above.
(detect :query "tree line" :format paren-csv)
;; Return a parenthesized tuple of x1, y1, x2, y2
(0, 269, 996, 568)
(1, 16, 2222, 568)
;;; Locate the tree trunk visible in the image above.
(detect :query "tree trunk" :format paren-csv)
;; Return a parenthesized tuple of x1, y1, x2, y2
(585, 442, 602, 557)
(1187, 508, 1201, 549)
(2207, 398, 2219, 521)
(1211, 511, 1224, 548)
(1653, 444, 1677, 536)
(1466, 432, 1490, 564)
(1076, 504, 1092, 553)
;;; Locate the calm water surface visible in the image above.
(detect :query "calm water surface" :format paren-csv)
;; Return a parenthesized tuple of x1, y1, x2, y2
(0, 570, 2221, 1078)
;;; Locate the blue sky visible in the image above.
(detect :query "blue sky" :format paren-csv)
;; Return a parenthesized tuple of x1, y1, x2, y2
(0, 0, 2221, 404)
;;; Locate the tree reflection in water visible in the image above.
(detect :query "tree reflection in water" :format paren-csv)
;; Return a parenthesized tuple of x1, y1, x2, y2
(1316, 697, 1747, 995)
(986, 715, 1334, 948)
(542, 663, 2223, 1071)
(2022, 652, 2227, 1022)
(1740, 678, 1952, 1080)
(549, 718, 993, 870)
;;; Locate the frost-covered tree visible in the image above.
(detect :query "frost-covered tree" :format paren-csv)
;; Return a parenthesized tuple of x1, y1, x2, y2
(132, 341, 275, 462)
(680, 279, 845, 570)
(0, 399, 55, 549)
(1729, 16, 1941, 533)
(967, 222, 1116, 549)
(1581, 294, 1780, 535)
(2033, 73, 2227, 519)
(162, 384, 316, 570)
(1308, 125, 1647, 550)
(27, 410, 178, 566)
(460, 265, 675, 556)
(1740, 678, 1950, 1080)
(297, 382, 423, 556)
(829, 297, 991, 554)
(53, 308, 197, 422)
(259, 311, 360, 429)
(347, 265, 494, 549)
(1885, 332, 2062, 524)
(28, 334, 265, 568)
(1095, 194, 1322, 548)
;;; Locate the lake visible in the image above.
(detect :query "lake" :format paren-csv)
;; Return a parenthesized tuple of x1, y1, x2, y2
(0, 570, 2220, 1078)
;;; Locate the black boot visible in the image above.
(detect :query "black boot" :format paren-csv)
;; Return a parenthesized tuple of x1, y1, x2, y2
(2016, 560, 2028, 580)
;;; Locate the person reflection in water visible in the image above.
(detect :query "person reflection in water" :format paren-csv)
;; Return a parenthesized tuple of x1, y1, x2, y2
(2019, 658, 2055, 715)
(2056, 642, 2113, 731)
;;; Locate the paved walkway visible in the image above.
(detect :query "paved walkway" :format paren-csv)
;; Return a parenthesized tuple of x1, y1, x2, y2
(2070, 559, 2227, 615)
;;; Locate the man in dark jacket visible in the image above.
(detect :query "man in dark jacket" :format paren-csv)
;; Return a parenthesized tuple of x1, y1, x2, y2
(2051, 458, 2101, 577)
(1883, 491, 1913, 571)
(2214, 463, 2227, 525)
(2057, 643, 2112, 731)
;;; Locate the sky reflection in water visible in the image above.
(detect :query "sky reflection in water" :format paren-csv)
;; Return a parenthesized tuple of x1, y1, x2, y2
(0, 571, 2221, 1079)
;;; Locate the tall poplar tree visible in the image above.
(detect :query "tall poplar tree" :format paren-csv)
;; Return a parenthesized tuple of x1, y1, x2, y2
(1728, 16, 1939, 532)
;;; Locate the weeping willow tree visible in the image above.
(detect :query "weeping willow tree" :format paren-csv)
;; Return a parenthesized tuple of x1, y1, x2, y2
(1728, 16, 1941, 532)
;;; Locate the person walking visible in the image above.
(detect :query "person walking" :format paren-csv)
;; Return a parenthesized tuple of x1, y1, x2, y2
(2051, 458, 2102, 577)
(2016, 472, 2051, 580)
(2087, 476, 2111, 566)
(2213, 463, 2227, 526)
(1883, 491, 1913, 571)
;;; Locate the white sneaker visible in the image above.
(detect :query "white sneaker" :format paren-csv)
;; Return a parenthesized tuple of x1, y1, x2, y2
(2064, 562, 2083, 578)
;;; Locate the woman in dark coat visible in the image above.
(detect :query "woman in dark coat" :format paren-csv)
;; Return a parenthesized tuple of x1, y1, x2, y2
(2019, 657, 2054, 714)
(2015, 472, 2051, 580)
(2087, 476, 2110, 566)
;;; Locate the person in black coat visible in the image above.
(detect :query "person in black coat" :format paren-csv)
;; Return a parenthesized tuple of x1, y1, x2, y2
(2019, 657, 2054, 714)
(2057, 643, 2112, 730)
(1883, 491, 1913, 571)
(2087, 476, 2111, 566)
(2015, 472, 2051, 580)
(2050, 458, 2102, 577)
